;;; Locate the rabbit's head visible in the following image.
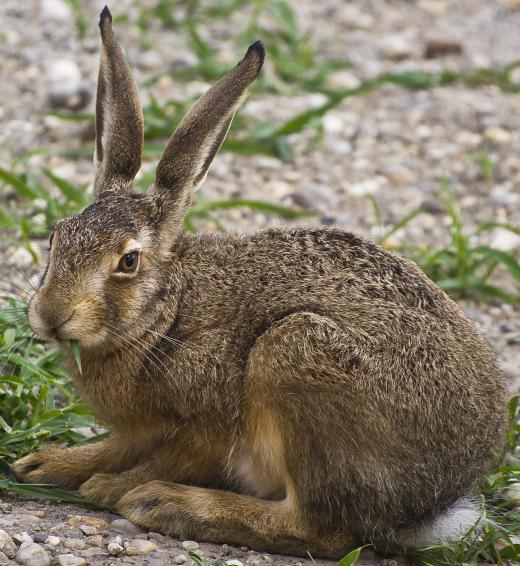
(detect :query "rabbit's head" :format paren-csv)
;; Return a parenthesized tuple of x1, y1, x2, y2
(29, 6, 264, 348)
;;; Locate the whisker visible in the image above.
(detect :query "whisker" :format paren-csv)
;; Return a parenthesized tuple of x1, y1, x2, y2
(130, 321, 204, 354)
(106, 322, 184, 380)
(0, 277, 32, 298)
(0, 252, 38, 292)
(104, 327, 170, 397)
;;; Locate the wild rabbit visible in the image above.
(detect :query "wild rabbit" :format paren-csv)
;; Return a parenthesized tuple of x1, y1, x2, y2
(12, 6, 507, 558)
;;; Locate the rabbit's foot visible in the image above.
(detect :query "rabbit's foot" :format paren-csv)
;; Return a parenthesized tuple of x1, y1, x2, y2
(80, 473, 138, 508)
(12, 449, 86, 489)
(117, 481, 188, 534)
(117, 480, 346, 557)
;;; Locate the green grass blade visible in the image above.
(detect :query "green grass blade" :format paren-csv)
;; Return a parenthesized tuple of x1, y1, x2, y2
(193, 198, 309, 218)
(42, 168, 87, 206)
(472, 246, 520, 284)
(337, 545, 368, 566)
(0, 478, 102, 508)
(70, 339, 82, 376)
(0, 167, 39, 200)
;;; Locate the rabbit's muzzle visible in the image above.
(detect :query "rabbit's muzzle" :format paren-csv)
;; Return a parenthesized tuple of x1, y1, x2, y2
(29, 291, 107, 347)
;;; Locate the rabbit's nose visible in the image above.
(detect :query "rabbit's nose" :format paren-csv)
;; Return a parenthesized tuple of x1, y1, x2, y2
(41, 310, 74, 335)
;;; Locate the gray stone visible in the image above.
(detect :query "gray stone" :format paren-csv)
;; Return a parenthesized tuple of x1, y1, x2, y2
(0, 530, 16, 558)
(181, 540, 199, 551)
(111, 518, 144, 536)
(56, 556, 86, 566)
(15, 542, 50, 566)
(63, 539, 85, 551)
(173, 555, 188, 565)
(78, 524, 97, 536)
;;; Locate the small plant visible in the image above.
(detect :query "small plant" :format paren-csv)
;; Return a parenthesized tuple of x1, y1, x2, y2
(372, 181, 520, 303)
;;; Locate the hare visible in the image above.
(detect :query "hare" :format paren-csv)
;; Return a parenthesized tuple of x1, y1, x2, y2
(12, 6, 507, 558)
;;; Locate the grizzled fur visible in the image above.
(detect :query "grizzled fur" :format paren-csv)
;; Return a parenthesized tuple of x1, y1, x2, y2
(12, 6, 507, 559)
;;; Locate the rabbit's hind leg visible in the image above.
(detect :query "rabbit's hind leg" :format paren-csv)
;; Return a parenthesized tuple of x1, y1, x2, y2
(117, 479, 349, 558)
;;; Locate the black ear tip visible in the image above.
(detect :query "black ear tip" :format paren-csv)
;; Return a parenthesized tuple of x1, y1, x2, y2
(99, 5, 112, 29)
(247, 40, 265, 69)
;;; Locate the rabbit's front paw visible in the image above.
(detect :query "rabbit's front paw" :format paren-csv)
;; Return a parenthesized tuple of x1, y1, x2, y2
(80, 473, 136, 508)
(11, 449, 83, 488)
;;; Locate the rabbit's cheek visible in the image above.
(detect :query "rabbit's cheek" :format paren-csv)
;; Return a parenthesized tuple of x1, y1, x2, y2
(60, 297, 107, 346)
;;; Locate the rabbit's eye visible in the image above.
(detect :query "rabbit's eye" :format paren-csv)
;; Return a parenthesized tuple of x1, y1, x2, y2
(117, 251, 139, 273)
(48, 232, 55, 250)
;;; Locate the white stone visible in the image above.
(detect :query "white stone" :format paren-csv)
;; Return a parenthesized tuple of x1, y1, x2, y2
(174, 555, 188, 564)
(0, 530, 16, 558)
(379, 35, 413, 60)
(327, 69, 361, 90)
(484, 126, 512, 145)
(181, 540, 199, 551)
(225, 560, 244, 566)
(40, 0, 71, 21)
(489, 228, 520, 252)
(45, 536, 60, 547)
(45, 59, 82, 98)
(15, 542, 50, 566)
(349, 176, 387, 197)
(57, 556, 86, 566)
(107, 542, 123, 556)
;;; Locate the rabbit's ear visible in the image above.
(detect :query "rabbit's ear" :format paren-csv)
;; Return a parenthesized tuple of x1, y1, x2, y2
(94, 6, 144, 198)
(152, 41, 265, 214)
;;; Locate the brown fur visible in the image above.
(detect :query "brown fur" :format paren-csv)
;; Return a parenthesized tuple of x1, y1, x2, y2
(12, 7, 507, 558)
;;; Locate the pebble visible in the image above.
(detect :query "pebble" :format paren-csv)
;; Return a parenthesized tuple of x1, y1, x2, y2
(424, 39, 463, 58)
(173, 555, 188, 565)
(56, 556, 86, 566)
(489, 228, 520, 252)
(40, 0, 71, 21)
(181, 540, 200, 551)
(125, 539, 157, 555)
(225, 560, 244, 566)
(63, 539, 85, 551)
(147, 532, 167, 543)
(292, 182, 339, 213)
(15, 542, 50, 566)
(67, 517, 107, 529)
(85, 535, 104, 547)
(111, 518, 143, 536)
(45, 536, 60, 547)
(379, 35, 413, 60)
(13, 533, 33, 545)
(78, 524, 97, 536)
(107, 541, 123, 555)
(32, 534, 47, 545)
(0, 530, 16, 558)
(484, 126, 512, 145)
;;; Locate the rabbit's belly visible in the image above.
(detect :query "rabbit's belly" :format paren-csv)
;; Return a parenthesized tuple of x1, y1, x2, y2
(232, 415, 287, 499)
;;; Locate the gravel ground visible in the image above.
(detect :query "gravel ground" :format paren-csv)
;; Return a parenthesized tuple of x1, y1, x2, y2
(1, 0, 520, 564)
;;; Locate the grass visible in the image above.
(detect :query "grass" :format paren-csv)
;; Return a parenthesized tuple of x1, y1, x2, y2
(1, 0, 520, 564)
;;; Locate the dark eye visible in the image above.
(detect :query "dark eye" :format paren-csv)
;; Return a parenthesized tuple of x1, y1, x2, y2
(117, 251, 139, 273)
(48, 232, 55, 249)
